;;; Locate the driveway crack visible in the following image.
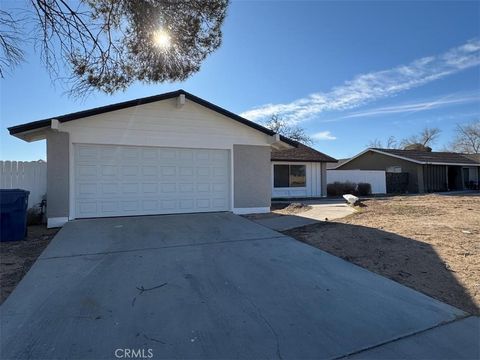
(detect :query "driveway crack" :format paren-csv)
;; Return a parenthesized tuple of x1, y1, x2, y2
(132, 282, 168, 307)
(245, 298, 283, 360)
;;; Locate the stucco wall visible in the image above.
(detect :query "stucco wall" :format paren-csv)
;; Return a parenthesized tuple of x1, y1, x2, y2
(46, 131, 69, 222)
(233, 145, 271, 209)
(338, 151, 422, 193)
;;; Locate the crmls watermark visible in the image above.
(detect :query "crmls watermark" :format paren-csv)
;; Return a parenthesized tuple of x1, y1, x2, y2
(114, 348, 153, 359)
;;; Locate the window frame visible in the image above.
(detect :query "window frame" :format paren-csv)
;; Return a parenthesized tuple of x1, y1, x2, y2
(272, 163, 307, 188)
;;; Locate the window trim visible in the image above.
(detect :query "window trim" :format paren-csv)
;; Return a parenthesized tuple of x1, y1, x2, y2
(272, 162, 307, 189)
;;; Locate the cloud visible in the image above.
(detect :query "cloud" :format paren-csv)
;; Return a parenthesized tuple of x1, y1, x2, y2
(343, 92, 480, 119)
(311, 131, 336, 140)
(240, 39, 480, 124)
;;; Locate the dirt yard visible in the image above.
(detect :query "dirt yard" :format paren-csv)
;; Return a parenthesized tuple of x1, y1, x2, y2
(284, 194, 480, 315)
(0, 225, 58, 304)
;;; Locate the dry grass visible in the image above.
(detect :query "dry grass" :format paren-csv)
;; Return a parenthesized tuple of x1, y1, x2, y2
(0, 225, 58, 304)
(284, 194, 480, 314)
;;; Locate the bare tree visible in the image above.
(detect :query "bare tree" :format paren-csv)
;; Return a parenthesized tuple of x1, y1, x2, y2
(264, 114, 313, 145)
(450, 120, 480, 154)
(0, 0, 228, 96)
(386, 136, 398, 149)
(366, 136, 398, 149)
(0, 10, 24, 78)
(400, 127, 441, 149)
(366, 138, 383, 148)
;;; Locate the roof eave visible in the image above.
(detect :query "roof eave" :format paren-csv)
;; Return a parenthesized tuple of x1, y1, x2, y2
(7, 89, 298, 148)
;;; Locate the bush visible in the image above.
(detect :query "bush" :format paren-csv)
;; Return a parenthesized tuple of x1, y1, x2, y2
(327, 181, 372, 196)
(27, 207, 43, 225)
(327, 181, 357, 196)
(357, 183, 372, 196)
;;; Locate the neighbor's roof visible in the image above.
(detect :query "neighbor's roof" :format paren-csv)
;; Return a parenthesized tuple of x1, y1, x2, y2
(463, 153, 480, 163)
(326, 158, 349, 169)
(271, 143, 337, 163)
(7, 89, 297, 146)
(339, 147, 480, 167)
(372, 148, 480, 165)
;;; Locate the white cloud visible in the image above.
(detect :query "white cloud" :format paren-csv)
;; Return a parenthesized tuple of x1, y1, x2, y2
(240, 39, 480, 124)
(343, 92, 480, 119)
(311, 131, 336, 140)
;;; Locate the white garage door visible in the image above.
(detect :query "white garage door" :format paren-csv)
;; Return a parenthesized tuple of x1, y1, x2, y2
(74, 144, 230, 218)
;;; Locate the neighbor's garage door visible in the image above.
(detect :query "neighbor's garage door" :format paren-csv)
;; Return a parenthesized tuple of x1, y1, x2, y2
(74, 144, 230, 218)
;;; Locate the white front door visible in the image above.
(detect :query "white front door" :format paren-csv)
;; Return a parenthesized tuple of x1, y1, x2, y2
(73, 144, 230, 218)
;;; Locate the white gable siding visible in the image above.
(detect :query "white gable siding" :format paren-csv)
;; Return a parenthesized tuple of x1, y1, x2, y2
(60, 98, 272, 149)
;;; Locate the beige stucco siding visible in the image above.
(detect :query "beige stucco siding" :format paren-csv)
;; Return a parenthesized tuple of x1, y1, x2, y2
(233, 145, 271, 209)
(46, 131, 69, 221)
(338, 151, 422, 193)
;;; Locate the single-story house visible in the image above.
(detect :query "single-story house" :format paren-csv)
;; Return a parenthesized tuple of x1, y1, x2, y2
(271, 144, 336, 198)
(9, 90, 302, 227)
(336, 148, 480, 193)
(326, 158, 348, 169)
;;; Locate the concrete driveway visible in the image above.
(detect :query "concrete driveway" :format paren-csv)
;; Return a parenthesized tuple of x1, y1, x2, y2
(0, 213, 475, 359)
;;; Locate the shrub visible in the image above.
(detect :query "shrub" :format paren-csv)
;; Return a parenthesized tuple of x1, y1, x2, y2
(327, 181, 357, 196)
(27, 207, 43, 225)
(357, 183, 372, 196)
(327, 181, 372, 196)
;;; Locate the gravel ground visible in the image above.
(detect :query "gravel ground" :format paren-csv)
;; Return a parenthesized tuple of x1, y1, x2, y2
(1, 225, 58, 304)
(284, 193, 480, 315)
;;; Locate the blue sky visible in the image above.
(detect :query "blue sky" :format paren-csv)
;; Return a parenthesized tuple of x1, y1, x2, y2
(1, 0, 479, 161)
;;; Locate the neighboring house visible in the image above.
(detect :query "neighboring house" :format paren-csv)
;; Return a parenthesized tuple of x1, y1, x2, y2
(326, 158, 349, 169)
(8, 90, 297, 228)
(336, 148, 480, 193)
(271, 144, 336, 198)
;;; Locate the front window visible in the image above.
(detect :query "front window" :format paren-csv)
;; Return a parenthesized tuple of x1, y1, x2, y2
(274, 164, 306, 188)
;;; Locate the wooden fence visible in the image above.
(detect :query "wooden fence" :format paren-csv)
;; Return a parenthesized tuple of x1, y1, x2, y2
(0, 161, 47, 208)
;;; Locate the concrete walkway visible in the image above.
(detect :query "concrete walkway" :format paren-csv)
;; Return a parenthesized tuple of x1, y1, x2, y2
(0, 213, 474, 359)
(254, 199, 355, 231)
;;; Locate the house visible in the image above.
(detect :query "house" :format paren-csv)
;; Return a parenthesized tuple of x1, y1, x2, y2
(336, 148, 480, 193)
(326, 159, 348, 169)
(271, 143, 336, 198)
(8, 90, 298, 228)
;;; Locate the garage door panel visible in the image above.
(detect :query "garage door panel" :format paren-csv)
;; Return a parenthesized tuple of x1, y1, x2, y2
(74, 145, 230, 218)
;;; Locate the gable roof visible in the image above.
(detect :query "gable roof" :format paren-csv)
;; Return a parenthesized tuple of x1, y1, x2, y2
(339, 148, 480, 167)
(8, 89, 297, 146)
(271, 143, 337, 163)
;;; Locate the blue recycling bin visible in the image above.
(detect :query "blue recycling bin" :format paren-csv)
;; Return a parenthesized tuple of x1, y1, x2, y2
(0, 189, 30, 242)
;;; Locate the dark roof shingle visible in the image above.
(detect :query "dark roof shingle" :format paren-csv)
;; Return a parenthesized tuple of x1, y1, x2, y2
(271, 143, 337, 162)
(372, 148, 480, 165)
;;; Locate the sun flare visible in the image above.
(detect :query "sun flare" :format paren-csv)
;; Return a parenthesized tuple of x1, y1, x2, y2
(153, 29, 171, 49)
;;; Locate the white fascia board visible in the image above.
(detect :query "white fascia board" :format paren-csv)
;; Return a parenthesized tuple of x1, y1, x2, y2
(426, 162, 480, 167)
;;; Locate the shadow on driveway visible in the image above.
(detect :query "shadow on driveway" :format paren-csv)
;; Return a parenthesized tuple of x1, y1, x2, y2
(284, 221, 479, 315)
